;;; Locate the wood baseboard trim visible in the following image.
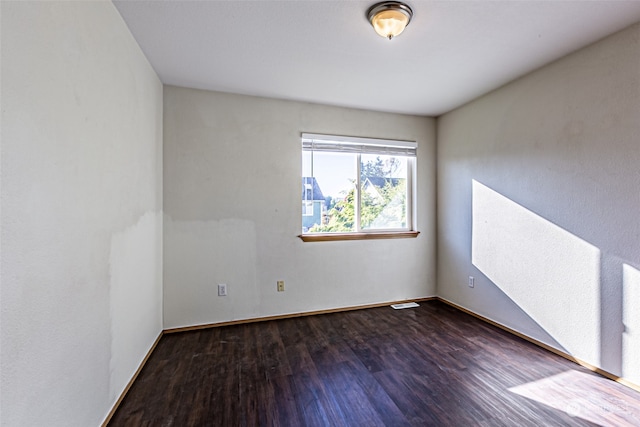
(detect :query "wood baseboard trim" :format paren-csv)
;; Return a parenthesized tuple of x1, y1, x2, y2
(101, 331, 163, 427)
(438, 297, 640, 394)
(164, 297, 437, 334)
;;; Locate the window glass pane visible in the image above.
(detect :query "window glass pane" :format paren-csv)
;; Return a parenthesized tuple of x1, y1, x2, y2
(302, 151, 356, 233)
(360, 154, 408, 230)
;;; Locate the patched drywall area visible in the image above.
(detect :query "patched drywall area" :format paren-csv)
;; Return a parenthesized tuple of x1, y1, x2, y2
(1, 2, 163, 426)
(163, 218, 258, 327)
(163, 87, 436, 329)
(109, 211, 163, 401)
(437, 23, 640, 383)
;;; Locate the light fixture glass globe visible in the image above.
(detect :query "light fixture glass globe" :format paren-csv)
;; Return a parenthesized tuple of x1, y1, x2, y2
(368, 2, 413, 40)
(372, 10, 409, 39)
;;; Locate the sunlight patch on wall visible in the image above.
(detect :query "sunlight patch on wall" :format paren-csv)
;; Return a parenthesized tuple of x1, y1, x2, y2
(622, 263, 640, 384)
(472, 180, 601, 365)
(509, 370, 640, 426)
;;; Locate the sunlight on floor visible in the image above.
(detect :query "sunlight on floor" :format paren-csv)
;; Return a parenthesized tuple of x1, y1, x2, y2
(509, 370, 640, 426)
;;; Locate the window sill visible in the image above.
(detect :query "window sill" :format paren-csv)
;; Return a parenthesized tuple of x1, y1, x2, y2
(298, 231, 419, 242)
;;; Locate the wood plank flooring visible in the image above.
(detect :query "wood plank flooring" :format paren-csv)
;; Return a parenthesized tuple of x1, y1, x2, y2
(109, 300, 640, 426)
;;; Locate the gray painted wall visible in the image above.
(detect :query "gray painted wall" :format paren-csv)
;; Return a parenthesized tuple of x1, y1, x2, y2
(1, 2, 163, 425)
(437, 23, 640, 384)
(163, 86, 437, 329)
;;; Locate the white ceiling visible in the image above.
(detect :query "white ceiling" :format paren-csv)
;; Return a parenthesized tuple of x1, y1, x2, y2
(113, 0, 640, 116)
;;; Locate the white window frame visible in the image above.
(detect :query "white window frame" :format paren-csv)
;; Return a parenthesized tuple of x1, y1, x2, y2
(300, 133, 418, 241)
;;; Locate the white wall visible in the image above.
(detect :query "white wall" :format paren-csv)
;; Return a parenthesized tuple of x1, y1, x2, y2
(1, 2, 163, 426)
(163, 87, 436, 329)
(437, 23, 640, 383)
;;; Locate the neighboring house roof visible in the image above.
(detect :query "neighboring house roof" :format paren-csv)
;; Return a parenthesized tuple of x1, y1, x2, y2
(363, 176, 404, 201)
(302, 177, 325, 201)
(363, 177, 401, 189)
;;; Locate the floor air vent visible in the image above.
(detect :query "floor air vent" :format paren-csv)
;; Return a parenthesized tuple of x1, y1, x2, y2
(390, 302, 420, 310)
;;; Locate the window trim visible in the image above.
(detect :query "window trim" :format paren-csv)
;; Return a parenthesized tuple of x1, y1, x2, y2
(298, 231, 420, 242)
(301, 133, 418, 241)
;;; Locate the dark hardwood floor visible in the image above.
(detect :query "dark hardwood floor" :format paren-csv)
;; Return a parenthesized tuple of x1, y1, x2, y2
(109, 300, 640, 426)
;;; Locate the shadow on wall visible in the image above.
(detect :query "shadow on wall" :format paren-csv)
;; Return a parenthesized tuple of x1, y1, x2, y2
(471, 179, 640, 384)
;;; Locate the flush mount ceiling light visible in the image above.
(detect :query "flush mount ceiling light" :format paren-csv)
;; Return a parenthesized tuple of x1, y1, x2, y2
(367, 1, 413, 40)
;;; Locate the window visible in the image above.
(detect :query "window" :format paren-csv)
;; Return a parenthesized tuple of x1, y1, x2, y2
(302, 201, 314, 216)
(301, 133, 418, 241)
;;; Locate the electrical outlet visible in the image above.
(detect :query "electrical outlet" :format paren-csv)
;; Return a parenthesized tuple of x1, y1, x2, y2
(277, 280, 285, 292)
(468, 276, 474, 288)
(218, 283, 227, 296)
